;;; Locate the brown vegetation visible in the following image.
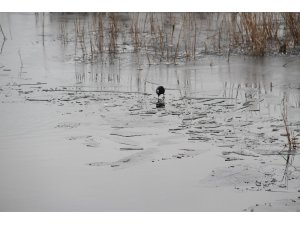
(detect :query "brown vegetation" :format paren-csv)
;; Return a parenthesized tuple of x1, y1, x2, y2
(58, 12, 300, 63)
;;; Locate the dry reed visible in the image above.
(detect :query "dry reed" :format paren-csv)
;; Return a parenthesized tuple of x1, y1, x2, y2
(55, 12, 300, 64)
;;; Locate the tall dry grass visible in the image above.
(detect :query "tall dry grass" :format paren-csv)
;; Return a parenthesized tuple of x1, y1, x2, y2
(57, 12, 300, 64)
(282, 13, 300, 47)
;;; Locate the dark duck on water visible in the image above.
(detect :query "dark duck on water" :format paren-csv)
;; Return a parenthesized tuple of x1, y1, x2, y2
(156, 86, 165, 100)
(156, 86, 165, 108)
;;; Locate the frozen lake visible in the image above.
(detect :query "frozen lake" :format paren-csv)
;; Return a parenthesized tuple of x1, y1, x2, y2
(0, 13, 300, 211)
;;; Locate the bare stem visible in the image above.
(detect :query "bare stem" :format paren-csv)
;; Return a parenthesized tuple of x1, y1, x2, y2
(0, 24, 7, 40)
(42, 13, 45, 46)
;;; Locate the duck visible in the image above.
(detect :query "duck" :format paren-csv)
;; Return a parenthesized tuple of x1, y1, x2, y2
(156, 86, 165, 100)
(156, 86, 165, 108)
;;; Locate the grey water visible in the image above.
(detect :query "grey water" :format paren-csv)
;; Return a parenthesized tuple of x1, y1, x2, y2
(1, 12, 300, 212)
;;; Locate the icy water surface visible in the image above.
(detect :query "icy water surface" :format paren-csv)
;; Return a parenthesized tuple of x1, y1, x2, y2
(0, 13, 300, 211)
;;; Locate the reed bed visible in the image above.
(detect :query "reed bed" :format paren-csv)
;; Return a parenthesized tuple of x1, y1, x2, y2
(56, 12, 300, 64)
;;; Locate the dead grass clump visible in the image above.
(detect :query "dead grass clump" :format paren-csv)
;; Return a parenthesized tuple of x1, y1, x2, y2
(94, 13, 104, 54)
(108, 13, 119, 54)
(74, 19, 88, 60)
(130, 13, 142, 52)
(239, 13, 270, 56)
(282, 13, 300, 47)
(228, 13, 284, 56)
